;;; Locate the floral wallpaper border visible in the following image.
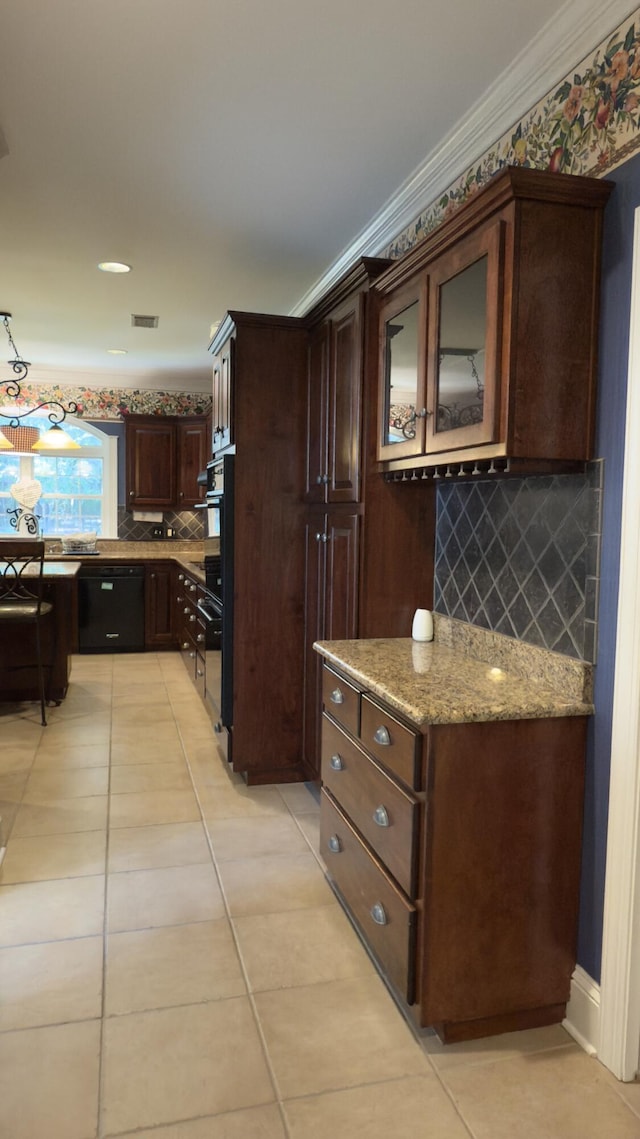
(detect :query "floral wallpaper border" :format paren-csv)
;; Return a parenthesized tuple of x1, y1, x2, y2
(386, 10, 640, 258)
(3, 383, 212, 420)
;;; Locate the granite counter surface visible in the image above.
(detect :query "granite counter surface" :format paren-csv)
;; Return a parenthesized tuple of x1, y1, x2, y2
(314, 622, 593, 727)
(44, 541, 206, 583)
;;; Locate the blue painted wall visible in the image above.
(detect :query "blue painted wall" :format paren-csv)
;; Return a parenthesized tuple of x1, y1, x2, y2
(577, 150, 640, 979)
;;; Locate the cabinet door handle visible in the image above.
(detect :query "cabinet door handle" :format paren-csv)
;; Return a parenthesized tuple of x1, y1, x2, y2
(129, 490, 134, 498)
(370, 902, 387, 926)
(196, 633, 205, 643)
(329, 753, 344, 771)
(176, 595, 183, 602)
(189, 614, 196, 623)
(373, 805, 390, 827)
(316, 475, 323, 485)
(373, 725, 391, 746)
(316, 532, 328, 543)
(196, 668, 204, 677)
(183, 607, 190, 615)
(189, 651, 196, 659)
(181, 642, 189, 650)
(328, 834, 342, 853)
(178, 574, 184, 582)
(330, 688, 344, 705)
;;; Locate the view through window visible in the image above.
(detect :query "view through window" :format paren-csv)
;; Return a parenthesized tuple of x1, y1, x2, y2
(0, 414, 117, 537)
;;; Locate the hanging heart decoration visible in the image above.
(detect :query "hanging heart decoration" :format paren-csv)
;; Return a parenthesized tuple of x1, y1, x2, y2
(10, 477, 43, 511)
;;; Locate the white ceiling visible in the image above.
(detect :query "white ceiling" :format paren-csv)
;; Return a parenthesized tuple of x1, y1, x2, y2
(0, 0, 629, 390)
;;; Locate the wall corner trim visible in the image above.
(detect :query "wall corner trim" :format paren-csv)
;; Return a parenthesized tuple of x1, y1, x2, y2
(564, 966, 601, 1056)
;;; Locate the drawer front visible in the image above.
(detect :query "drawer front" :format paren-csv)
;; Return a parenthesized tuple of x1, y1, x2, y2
(321, 715, 419, 897)
(321, 790, 416, 1004)
(322, 666, 360, 736)
(360, 695, 421, 790)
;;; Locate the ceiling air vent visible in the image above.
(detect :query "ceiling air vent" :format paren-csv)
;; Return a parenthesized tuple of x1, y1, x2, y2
(131, 314, 159, 329)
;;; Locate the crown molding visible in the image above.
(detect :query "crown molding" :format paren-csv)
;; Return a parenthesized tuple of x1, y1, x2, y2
(290, 0, 639, 317)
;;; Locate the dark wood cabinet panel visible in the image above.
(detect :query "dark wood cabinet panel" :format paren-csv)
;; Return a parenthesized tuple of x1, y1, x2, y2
(126, 417, 177, 508)
(177, 417, 210, 506)
(304, 322, 330, 503)
(144, 561, 174, 646)
(302, 509, 360, 781)
(209, 313, 309, 784)
(211, 338, 234, 455)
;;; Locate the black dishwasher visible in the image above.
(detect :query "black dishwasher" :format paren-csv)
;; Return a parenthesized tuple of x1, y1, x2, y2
(78, 564, 146, 653)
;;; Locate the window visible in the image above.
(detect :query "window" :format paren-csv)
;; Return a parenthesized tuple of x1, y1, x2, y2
(0, 414, 117, 537)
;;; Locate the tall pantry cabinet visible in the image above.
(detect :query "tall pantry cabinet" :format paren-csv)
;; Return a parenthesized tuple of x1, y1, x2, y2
(210, 312, 309, 784)
(301, 259, 436, 781)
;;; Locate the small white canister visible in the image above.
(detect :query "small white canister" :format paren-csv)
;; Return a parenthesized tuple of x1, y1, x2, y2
(411, 608, 434, 642)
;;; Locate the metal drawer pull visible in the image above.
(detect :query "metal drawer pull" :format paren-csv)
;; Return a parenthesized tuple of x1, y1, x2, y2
(328, 834, 342, 853)
(330, 754, 344, 771)
(373, 725, 391, 746)
(373, 805, 390, 827)
(330, 688, 344, 705)
(370, 902, 387, 926)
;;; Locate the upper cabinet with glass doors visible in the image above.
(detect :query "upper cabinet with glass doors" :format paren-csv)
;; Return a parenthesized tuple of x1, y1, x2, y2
(375, 167, 613, 476)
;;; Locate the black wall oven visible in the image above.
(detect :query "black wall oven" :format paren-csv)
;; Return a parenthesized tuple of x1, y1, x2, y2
(203, 455, 234, 746)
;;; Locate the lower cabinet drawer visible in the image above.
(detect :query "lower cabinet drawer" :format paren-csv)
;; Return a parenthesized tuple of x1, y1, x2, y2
(360, 695, 421, 790)
(320, 789, 416, 1005)
(322, 714, 419, 897)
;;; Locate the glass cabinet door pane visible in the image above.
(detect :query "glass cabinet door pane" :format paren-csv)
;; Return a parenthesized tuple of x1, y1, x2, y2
(384, 300, 420, 447)
(435, 256, 487, 435)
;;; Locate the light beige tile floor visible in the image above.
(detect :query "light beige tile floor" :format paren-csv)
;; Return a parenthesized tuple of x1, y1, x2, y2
(1, 651, 639, 1139)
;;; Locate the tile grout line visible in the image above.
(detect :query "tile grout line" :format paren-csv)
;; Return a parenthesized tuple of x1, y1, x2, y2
(176, 718, 295, 1139)
(96, 654, 115, 1139)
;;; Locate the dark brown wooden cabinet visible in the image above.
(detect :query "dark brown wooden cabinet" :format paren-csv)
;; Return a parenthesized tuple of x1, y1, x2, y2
(144, 561, 174, 646)
(174, 565, 205, 683)
(319, 661, 588, 1043)
(126, 417, 177, 508)
(177, 417, 210, 506)
(211, 337, 234, 455)
(305, 294, 364, 505)
(303, 510, 360, 779)
(125, 414, 210, 509)
(374, 167, 613, 476)
(209, 312, 309, 783)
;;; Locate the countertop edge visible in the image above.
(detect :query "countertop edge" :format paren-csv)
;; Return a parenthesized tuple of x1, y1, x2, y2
(314, 638, 594, 728)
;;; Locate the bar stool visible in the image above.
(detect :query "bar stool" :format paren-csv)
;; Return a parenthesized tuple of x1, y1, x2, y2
(0, 539, 53, 726)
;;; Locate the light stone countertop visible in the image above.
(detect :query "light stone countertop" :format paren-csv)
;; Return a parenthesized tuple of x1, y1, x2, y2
(44, 541, 207, 583)
(314, 620, 593, 728)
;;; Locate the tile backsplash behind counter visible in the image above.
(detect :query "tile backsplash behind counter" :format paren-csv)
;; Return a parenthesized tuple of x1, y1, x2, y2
(433, 461, 603, 663)
(117, 507, 203, 542)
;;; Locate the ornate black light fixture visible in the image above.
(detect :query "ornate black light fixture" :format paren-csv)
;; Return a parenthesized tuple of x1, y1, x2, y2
(0, 311, 79, 452)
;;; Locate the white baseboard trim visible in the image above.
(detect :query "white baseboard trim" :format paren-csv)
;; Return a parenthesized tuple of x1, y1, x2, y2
(563, 966, 600, 1056)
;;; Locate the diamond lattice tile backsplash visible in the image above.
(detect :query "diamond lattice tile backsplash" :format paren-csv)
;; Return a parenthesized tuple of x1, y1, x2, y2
(117, 509, 204, 542)
(433, 462, 603, 662)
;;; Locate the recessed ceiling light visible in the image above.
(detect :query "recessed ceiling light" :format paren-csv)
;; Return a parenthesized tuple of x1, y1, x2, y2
(98, 261, 131, 274)
(107, 348, 128, 355)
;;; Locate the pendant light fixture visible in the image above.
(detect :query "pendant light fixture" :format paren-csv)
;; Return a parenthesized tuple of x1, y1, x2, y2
(0, 311, 80, 450)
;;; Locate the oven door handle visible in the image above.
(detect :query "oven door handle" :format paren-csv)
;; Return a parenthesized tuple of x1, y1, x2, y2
(197, 599, 222, 621)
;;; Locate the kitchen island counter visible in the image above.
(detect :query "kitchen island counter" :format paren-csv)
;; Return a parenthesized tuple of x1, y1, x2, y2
(0, 559, 81, 706)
